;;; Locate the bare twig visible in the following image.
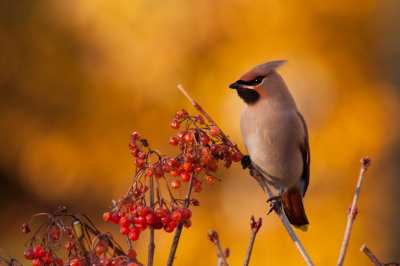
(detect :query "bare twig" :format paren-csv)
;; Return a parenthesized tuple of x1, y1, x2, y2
(243, 216, 262, 266)
(207, 230, 230, 266)
(360, 244, 383, 266)
(179, 84, 314, 266)
(166, 172, 196, 266)
(337, 157, 371, 266)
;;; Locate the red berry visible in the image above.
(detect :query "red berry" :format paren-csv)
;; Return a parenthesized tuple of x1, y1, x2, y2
(127, 263, 141, 266)
(186, 208, 192, 218)
(169, 220, 179, 229)
(205, 175, 215, 184)
(32, 246, 44, 258)
(232, 152, 243, 162)
(130, 132, 140, 140)
(110, 258, 121, 266)
(99, 257, 109, 265)
(155, 208, 166, 218)
(192, 199, 200, 206)
(201, 134, 211, 145)
(128, 230, 140, 241)
(194, 183, 204, 192)
(54, 258, 64, 266)
(177, 131, 186, 140)
(145, 213, 157, 224)
(137, 206, 148, 216)
(163, 224, 174, 233)
(126, 248, 137, 259)
(141, 185, 149, 193)
(170, 119, 180, 130)
(128, 141, 137, 149)
(183, 131, 194, 142)
(70, 258, 81, 266)
(184, 154, 194, 163)
(135, 223, 147, 231)
(24, 249, 34, 260)
(119, 217, 131, 228)
(223, 160, 232, 169)
(202, 155, 212, 164)
(170, 170, 180, 177)
(210, 144, 220, 155)
(169, 137, 179, 146)
(179, 207, 190, 220)
(95, 243, 107, 256)
(210, 126, 220, 136)
(51, 230, 60, 240)
(161, 214, 171, 224)
(171, 211, 182, 222)
(145, 168, 154, 177)
(103, 212, 112, 222)
(184, 219, 192, 228)
(65, 241, 74, 251)
(134, 158, 144, 168)
(42, 252, 51, 263)
(112, 214, 121, 224)
(180, 171, 191, 182)
(195, 114, 205, 125)
(33, 258, 40, 266)
(134, 188, 142, 197)
(171, 180, 181, 189)
(22, 223, 31, 234)
(120, 227, 130, 235)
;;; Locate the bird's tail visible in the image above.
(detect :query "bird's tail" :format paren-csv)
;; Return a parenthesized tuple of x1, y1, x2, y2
(282, 189, 309, 232)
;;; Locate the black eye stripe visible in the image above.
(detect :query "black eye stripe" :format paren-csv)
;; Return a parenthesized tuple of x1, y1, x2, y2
(236, 76, 264, 86)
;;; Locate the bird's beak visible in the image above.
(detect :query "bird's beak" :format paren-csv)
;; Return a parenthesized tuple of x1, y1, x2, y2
(229, 82, 253, 90)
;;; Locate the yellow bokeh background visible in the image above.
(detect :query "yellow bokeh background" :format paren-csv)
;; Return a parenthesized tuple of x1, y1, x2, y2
(1, 1, 400, 265)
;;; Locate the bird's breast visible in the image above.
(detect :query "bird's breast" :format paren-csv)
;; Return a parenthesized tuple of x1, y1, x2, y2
(240, 104, 304, 191)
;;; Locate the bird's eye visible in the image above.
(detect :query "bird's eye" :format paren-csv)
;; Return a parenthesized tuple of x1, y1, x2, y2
(253, 76, 264, 85)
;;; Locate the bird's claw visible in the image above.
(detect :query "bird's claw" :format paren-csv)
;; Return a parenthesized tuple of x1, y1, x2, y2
(267, 195, 282, 215)
(241, 155, 252, 169)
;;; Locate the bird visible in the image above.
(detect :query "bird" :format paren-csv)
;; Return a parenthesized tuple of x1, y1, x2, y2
(229, 60, 310, 232)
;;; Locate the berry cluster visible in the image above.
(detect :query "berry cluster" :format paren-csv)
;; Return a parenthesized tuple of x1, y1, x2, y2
(20, 207, 142, 266)
(103, 109, 242, 253)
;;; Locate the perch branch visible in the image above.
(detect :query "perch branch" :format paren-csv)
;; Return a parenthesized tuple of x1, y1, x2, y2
(337, 157, 371, 266)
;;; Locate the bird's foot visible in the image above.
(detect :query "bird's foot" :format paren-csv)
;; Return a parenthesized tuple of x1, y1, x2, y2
(266, 195, 282, 215)
(241, 155, 252, 169)
(266, 188, 284, 215)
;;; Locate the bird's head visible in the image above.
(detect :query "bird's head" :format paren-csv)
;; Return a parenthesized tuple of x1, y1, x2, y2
(229, 60, 287, 105)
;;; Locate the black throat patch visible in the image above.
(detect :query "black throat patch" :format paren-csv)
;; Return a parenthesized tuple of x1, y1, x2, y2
(236, 89, 260, 105)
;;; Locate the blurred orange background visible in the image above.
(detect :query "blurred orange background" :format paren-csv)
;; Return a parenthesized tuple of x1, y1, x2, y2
(1, 1, 400, 265)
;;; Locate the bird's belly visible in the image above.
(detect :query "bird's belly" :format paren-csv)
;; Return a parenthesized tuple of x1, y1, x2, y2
(244, 131, 303, 192)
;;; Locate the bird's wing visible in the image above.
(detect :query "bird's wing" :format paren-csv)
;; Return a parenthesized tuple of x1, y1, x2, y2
(296, 111, 310, 197)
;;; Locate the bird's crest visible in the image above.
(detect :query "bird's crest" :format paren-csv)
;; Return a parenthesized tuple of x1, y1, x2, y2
(240, 60, 287, 82)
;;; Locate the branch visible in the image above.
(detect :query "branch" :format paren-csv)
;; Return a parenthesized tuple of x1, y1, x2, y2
(337, 157, 371, 266)
(206, 230, 229, 266)
(166, 171, 196, 266)
(243, 216, 262, 266)
(148, 175, 155, 266)
(249, 166, 315, 266)
(360, 244, 383, 266)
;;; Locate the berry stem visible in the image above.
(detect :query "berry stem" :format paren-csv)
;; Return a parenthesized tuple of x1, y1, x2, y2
(337, 157, 371, 266)
(148, 174, 156, 266)
(166, 172, 196, 266)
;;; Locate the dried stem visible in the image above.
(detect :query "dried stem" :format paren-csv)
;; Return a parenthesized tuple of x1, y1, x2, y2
(337, 157, 371, 266)
(148, 175, 155, 266)
(166, 172, 196, 266)
(360, 244, 383, 266)
(243, 216, 262, 266)
(207, 230, 229, 266)
(179, 84, 314, 266)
